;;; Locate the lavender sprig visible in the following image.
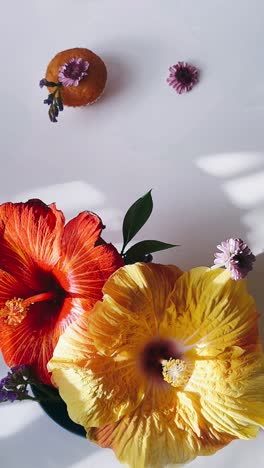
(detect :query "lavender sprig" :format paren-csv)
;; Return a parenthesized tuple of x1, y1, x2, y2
(0, 365, 33, 402)
(39, 78, 64, 123)
(0, 365, 60, 403)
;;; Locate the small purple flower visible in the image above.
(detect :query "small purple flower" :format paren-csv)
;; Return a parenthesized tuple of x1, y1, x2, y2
(48, 104, 59, 123)
(0, 365, 27, 388)
(0, 365, 61, 404)
(214, 238, 256, 280)
(11, 364, 28, 373)
(39, 79, 64, 123)
(167, 61, 199, 94)
(44, 96, 54, 105)
(39, 78, 48, 88)
(58, 58, 89, 87)
(0, 365, 31, 403)
(57, 95, 64, 111)
(0, 389, 19, 403)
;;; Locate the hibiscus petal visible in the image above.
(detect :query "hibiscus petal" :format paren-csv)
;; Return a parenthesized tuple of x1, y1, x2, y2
(0, 297, 82, 384)
(54, 211, 123, 304)
(0, 200, 64, 290)
(47, 263, 264, 467)
(87, 263, 182, 356)
(0, 269, 32, 307)
(187, 351, 264, 438)
(161, 267, 259, 354)
(87, 389, 233, 468)
(48, 312, 145, 426)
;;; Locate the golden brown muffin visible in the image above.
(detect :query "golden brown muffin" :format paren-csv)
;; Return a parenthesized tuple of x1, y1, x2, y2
(46, 48, 107, 107)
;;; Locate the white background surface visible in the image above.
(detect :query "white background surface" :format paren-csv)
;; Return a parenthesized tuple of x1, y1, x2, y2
(0, 1, 264, 467)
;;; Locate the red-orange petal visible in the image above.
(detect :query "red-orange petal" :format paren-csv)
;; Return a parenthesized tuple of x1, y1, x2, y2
(0, 297, 83, 384)
(55, 211, 123, 306)
(0, 200, 65, 289)
(0, 269, 33, 307)
(0, 204, 122, 384)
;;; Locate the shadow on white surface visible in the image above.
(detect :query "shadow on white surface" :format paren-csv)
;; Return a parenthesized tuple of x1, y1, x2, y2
(13, 180, 123, 236)
(247, 252, 264, 344)
(0, 413, 97, 468)
(196, 151, 264, 341)
(0, 360, 96, 468)
(188, 432, 264, 468)
(100, 54, 134, 104)
(196, 151, 264, 254)
(196, 152, 264, 178)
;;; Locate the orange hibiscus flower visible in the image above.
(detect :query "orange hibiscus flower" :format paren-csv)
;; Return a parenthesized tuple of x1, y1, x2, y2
(0, 199, 123, 384)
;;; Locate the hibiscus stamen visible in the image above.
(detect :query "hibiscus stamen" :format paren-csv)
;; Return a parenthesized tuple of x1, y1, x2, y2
(162, 358, 189, 388)
(0, 292, 57, 327)
(0, 298, 29, 326)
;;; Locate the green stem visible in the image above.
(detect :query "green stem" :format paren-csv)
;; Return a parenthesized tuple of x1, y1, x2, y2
(54, 83, 62, 97)
(49, 83, 62, 103)
(23, 395, 60, 403)
(22, 395, 41, 402)
(29, 381, 61, 402)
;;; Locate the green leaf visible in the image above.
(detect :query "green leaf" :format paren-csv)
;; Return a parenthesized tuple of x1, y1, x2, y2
(123, 240, 178, 264)
(122, 190, 153, 252)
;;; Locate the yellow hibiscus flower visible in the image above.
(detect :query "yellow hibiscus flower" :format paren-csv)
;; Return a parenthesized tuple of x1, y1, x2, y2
(48, 263, 264, 468)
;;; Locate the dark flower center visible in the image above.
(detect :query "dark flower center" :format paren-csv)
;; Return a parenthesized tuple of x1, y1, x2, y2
(35, 270, 67, 310)
(139, 338, 183, 382)
(0, 269, 67, 327)
(233, 253, 251, 269)
(175, 67, 193, 85)
(64, 63, 84, 80)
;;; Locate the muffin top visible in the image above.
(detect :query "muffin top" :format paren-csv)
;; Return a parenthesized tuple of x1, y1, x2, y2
(46, 48, 107, 107)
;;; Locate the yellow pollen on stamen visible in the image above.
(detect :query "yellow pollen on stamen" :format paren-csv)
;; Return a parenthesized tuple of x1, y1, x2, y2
(162, 358, 189, 388)
(0, 298, 29, 326)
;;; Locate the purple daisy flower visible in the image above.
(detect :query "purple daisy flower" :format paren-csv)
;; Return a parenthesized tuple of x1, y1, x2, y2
(214, 238, 256, 280)
(58, 58, 89, 87)
(167, 61, 199, 94)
